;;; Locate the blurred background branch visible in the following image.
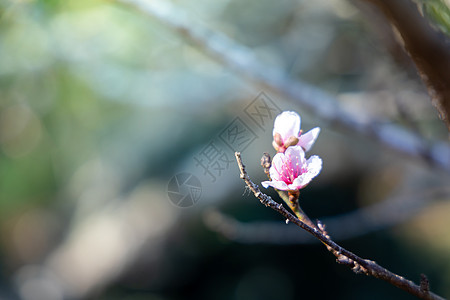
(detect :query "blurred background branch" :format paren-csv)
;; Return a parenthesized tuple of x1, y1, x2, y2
(118, 0, 450, 172)
(361, 0, 450, 131)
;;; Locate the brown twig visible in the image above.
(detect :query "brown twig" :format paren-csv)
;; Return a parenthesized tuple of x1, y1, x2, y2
(204, 183, 450, 244)
(235, 152, 445, 300)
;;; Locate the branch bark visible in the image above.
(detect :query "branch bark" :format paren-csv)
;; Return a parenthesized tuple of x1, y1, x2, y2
(235, 151, 445, 300)
(362, 0, 450, 131)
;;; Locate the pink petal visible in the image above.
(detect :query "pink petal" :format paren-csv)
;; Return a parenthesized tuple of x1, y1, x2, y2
(273, 111, 301, 144)
(298, 127, 320, 152)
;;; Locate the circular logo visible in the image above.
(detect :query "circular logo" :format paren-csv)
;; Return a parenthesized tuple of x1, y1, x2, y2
(167, 172, 202, 208)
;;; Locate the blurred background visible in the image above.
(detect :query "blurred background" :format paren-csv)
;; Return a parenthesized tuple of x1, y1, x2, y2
(0, 0, 450, 299)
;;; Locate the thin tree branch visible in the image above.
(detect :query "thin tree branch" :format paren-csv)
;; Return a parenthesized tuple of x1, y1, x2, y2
(208, 152, 449, 244)
(117, 0, 450, 172)
(204, 183, 450, 244)
(235, 151, 445, 300)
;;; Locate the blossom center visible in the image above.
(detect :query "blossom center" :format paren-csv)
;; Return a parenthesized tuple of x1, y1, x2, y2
(276, 154, 307, 184)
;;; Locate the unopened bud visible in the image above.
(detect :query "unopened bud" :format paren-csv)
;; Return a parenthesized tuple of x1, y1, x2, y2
(272, 140, 280, 151)
(284, 135, 299, 148)
(273, 132, 283, 146)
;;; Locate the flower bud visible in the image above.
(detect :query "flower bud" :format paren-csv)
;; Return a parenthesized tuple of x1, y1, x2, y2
(283, 135, 299, 148)
(272, 111, 321, 153)
(273, 132, 283, 146)
(272, 140, 280, 151)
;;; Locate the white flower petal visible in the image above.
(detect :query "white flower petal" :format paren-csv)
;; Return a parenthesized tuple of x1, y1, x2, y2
(306, 155, 322, 178)
(261, 180, 289, 190)
(290, 155, 322, 189)
(273, 111, 301, 143)
(284, 145, 305, 163)
(269, 152, 285, 181)
(290, 176, 310, 189)
(285, 145, 305, 178)
(298, 127, 320, 152)
(287, 181, 304, 190)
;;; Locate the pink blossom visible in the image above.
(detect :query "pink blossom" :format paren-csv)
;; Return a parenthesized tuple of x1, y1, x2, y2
(261, 146, 322, 191)
(273, 111, 320, 152)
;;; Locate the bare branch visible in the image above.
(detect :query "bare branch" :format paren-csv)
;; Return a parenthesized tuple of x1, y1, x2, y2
(204, 186, 450, 244)
(235, 151, 445, 300)
(117, 0, 450, 172)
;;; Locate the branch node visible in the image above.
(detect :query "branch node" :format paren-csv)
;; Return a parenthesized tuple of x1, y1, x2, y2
(420, 274, 430, 293)
(351, 262, 369, 275)
(261, 152, 272, 176)
(317, 219, 330, 238)
(337, 255, 354, 267)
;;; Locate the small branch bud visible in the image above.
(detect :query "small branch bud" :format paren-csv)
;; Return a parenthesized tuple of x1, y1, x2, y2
(420, 274, 430, 292)
(337, 255, 354, 266)
(288, 190, 300, 203)
(261, 152, 272, 177)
